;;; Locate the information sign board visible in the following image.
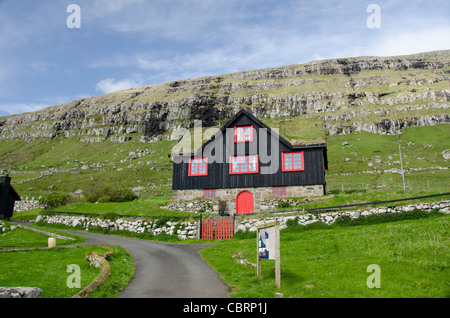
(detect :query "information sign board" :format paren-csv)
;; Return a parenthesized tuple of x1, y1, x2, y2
(256, 221, 280, 289)
(258, 226, 275, 260)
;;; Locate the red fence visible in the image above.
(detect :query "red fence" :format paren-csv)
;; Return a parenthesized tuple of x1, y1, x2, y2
(201, 219, 214, 240)
(201, 217, 234, 240)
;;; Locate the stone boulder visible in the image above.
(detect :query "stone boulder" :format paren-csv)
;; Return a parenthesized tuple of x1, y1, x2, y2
(0, 287, 43, 298)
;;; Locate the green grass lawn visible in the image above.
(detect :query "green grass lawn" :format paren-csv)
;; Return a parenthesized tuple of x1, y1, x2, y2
(0, 223, 85, 247)
(272, 190, 449, 213)
(0, 225, 134, 298)
(2, 209, 448, 298)
(2, 123, 448, 200)
(200, 213, 449, 298)
(52, 196, 182, 216)
(0, 245, 134, 298)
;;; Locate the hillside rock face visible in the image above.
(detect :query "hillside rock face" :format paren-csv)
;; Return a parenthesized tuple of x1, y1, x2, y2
(1, 50, 449, 142)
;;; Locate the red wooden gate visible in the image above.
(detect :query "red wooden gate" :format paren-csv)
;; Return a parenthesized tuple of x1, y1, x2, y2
(202, 219, 214, 240)
(201, 217, 234, 240)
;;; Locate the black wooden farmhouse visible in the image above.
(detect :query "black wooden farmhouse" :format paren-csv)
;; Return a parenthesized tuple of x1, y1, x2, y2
(171, 109, 328, 214)
(0, 172, 21, 220)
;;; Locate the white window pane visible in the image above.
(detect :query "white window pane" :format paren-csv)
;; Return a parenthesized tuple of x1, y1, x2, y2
(284, 154, 292, 170)
(232, 157, 239, 172)
(249, 156, 256, 171)
(199, 159, 206, 174)
(237, 128, 243, 141)
(241, 157, 247, 171)
(191, 162, 198, 174)
(293, 153, 302, 169)
(244, 127, 251, 140)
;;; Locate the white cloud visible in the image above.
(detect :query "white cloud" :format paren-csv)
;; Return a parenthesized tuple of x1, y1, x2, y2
(2, 0, 449, 118)
(320, 27, 450, 62)
(371, 27, 450, 57)
(85, 0, 246, 41)
(0, 102, 51, 116)
(84, 1, 450, 86)
(95, 77, 142, 94)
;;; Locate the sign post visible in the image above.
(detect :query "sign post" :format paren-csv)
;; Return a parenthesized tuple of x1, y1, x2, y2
(257, 221, 280, 289)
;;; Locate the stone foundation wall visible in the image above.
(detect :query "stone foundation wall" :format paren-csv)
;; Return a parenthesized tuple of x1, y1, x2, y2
(173, 189, 205, 201)
(172, 185, 324, 214)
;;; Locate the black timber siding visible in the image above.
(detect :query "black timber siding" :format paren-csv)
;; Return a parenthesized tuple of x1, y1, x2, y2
(172, 112, 327, 191)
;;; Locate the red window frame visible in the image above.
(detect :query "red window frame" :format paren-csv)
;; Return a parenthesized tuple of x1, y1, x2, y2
(273, 187, 287, 197)
(282, 151, 305, 172)
(188, 157, 208, 176)
(229, 154, 259, 174)
(204, 189, 217, 198)
(234, 125, 253, 143)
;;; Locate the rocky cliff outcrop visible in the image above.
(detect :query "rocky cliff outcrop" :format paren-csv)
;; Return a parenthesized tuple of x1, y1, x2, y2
(1, 50, 449, 142)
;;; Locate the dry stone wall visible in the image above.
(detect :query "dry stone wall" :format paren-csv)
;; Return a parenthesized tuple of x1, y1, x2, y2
(14, 199, 44, 212)
(0, 287, 43, 298)
(35, 214, 199, 240)
(34, 200, 449, 240)
(236, 200, 450, 232)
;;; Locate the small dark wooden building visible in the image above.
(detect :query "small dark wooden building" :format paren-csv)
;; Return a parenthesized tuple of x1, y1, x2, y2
(0, 173, 21, 220)
(171, 109, 328, 214)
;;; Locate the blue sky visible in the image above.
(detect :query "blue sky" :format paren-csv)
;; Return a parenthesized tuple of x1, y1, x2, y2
(0, 0, 449, 116)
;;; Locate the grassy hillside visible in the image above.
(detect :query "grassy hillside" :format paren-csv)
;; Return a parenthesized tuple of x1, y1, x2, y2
(1, 138, 175, 199)
(1, 121, 448, 211)
(326, 124, 450, 193)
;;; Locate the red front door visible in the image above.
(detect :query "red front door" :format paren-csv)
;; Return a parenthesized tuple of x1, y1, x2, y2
(236, 191, 254, 214)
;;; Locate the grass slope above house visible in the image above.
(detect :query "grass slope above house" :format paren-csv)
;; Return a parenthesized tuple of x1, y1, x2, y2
(325, 124, 450, 194)
(1, 122, 449, 218)
(0, 137, 176, 198)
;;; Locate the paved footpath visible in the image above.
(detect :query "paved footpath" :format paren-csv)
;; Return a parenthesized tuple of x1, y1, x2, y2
(63, 230, 231, 298)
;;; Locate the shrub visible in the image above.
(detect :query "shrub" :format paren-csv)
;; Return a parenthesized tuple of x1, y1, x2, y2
(334, 209, 442, 227)
(277, 202, 292, 209)
(284, 218, 328, 232)
(154, 215, 177, 228)
(218, 200, 228, 216)
(85, 185, 137, 203)
(39, 193, 71, 209)
(286, 217, 299, 227)
(232, 229, 255, 239)
(101, 212, 120, 221)
(98, 195, 113, 203)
